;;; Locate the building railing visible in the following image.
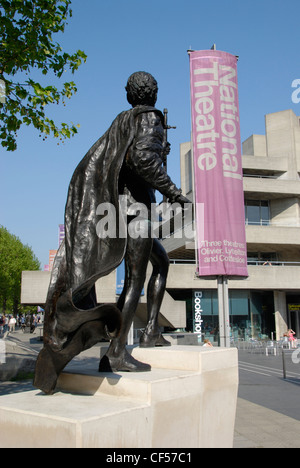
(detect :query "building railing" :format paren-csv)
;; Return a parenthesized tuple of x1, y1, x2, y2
(245, 220, 270, 226)
(169, 259, 196, 264)
(243, 173, 284, 179)
(247, 260, 300, 266)
(160, 220, 300, 240)
(245, 220, 300, 227)
(169, 259, 300, 266)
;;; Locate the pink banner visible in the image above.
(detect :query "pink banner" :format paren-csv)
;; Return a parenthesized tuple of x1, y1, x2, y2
(189, 50, 248, 277)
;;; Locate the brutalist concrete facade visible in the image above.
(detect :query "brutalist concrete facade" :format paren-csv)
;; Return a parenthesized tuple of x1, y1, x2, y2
(165, 109, 300, 341)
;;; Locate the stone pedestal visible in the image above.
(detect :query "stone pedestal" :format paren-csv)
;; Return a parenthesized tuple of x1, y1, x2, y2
(0, 346, 238, 448)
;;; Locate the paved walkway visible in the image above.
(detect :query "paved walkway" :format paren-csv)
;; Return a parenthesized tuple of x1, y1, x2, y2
(234, 398, 300, 448)
(1, 329, 300, 448)
(234, 348, 300, 448)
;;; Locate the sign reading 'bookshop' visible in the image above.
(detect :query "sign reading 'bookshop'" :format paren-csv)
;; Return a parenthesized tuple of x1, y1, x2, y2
(189, 50, 248, 277)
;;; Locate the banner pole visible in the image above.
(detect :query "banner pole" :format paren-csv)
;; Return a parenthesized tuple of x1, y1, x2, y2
(218, 276, 225, 347)
(218, 276, 230, 347)
(223, 276, 230, 347)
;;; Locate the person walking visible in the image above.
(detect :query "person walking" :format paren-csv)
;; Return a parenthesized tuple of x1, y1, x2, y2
(3, 315, 8, 333)
(9, 316, 16, 333)
(0, 316, 4, 336)
(287, 329, 297, 349)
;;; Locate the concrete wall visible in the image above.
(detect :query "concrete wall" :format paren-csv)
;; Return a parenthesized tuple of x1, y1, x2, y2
(166, 264, 300, 291)
(21, 271, 51, 305)
(245, 224, 300, 249)
(274, 291, 288, 340)
(270, 198, 300, 227)
(21, 269, 186, 329)
(243, 176, 300, 197)
(242, 134, 267, 157)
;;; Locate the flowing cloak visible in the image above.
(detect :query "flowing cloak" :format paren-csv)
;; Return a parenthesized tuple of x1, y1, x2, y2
(43, 106, 166, 346)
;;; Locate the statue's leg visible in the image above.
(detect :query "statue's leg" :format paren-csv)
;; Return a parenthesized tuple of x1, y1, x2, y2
(140, 238, 171, 347)
(99, 228, 153, 372)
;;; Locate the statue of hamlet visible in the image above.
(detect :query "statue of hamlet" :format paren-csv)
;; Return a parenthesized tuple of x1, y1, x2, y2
(34, 71, 190, 394)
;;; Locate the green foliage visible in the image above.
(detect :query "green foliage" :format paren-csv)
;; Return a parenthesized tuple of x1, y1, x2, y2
(0, 226, 40, 314)
(0, 0, 87, 150)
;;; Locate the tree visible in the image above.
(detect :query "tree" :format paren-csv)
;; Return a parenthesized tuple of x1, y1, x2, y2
(0, 226, 40, 314)
(0, 0, 87, 151)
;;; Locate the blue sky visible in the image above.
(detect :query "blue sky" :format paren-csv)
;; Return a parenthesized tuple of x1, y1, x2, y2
(1, 0, 300, 268)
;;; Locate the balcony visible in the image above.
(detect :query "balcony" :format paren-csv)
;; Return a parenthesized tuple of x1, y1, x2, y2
(243, 176, 300, 199)
(166, 263, 300, 292)
(161, 220, 300, 262)
(245, 224, 300, 249)
(231, 265, 300, 291)
(242, 155, 288, 174)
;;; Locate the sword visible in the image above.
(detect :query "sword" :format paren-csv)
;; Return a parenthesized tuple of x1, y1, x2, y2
(163, 108, 176, 171)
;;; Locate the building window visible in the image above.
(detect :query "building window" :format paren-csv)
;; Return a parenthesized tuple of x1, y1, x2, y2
(247, 252, 278, 265)
(245, 200, 270, 225)
(187, 289, 275, 342)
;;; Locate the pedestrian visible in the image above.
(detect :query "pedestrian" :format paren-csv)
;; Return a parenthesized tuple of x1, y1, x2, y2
(287, 329, 297, 349)
(9, 316, 16, 333)
(3, 315, 8, 333)
(30, 315, 36, 334)
(203, 339, 213, 347)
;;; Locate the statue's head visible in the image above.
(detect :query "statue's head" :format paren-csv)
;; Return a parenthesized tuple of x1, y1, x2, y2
(125, 71, 158, 107)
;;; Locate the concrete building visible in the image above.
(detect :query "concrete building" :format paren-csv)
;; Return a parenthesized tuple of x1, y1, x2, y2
(21, 109, 300, 343)
(164, 109, 300, 342)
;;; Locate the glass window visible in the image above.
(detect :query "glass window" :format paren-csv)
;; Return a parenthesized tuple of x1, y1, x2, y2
(247, 252, 259, 265)
(247, 252, 278, 265)
(246, 200, 260, 224)
(188, 289, 275, 343)
(260, 201, 270, 225)
(260, 252, 277, 264)
(230, 291, 249, 316)
(245, 200, 270, 225)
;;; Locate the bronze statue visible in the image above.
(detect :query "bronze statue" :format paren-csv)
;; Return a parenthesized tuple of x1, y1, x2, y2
(34, 72, 190, 394)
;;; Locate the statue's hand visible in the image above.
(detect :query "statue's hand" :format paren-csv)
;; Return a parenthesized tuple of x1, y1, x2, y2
(174, 194, 192, 207)
(162, 141, 171, 157)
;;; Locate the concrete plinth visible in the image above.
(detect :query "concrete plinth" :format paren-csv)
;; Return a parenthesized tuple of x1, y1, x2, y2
(0, 346, 238, 448)
(162, 332, 199, 345)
